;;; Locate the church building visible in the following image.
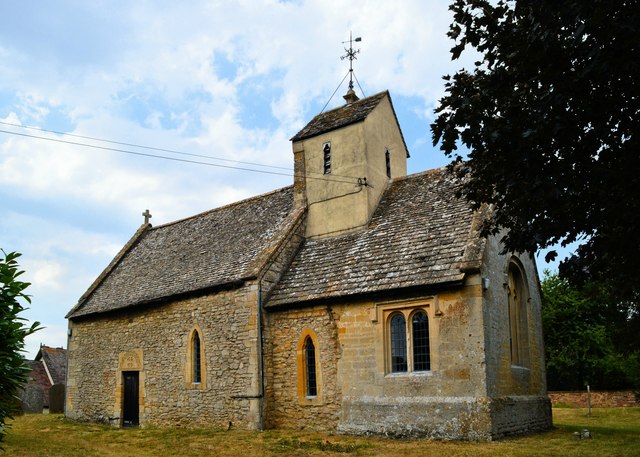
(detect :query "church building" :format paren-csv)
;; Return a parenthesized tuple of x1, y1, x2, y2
(65, 89, 552, 439)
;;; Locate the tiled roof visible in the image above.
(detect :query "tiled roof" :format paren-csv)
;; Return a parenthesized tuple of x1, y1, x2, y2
(36, 346, 67, 385)
(266, 169, 482, 307)
(291, 91, 389, 142)
(26, 360, 50, 387)
(24, 360, 51, 407)
(67, 186, 295, 318)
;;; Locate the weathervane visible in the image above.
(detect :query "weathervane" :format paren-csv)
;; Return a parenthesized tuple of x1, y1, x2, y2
(319, 32, 364, 111)
(341, 32, 362, 91)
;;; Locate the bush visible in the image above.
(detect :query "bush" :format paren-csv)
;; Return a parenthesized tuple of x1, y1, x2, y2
(0, 250, 41, 442)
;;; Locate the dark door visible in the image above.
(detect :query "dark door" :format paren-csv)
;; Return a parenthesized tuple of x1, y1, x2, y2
(122, 371, 139, 427)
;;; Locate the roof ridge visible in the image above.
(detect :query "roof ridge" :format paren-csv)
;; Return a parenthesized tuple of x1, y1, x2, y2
(317, 90, 389, 117)
(390, 166, 448, 183)
(151, 185, 293, 230)
(40, 346, 66, 352)
(291, 91, 390, 142)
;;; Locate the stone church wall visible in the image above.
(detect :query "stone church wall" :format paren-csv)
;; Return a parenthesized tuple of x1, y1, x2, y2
(332, 287, 494, 439)
(480, 236, 552, 437)
(66, 282, 262, 429)
(265, 283, 500, 439)
(265, 268, 551, 440)
(263, 305, 342, 430)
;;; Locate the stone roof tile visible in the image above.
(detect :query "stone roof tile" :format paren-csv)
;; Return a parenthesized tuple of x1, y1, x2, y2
(291, 92, 409, 160)
(291, 92, 389, 142)
(36, 346, 67, 385)
(266, 168, 480, 307)
(68, 186, 294, 318)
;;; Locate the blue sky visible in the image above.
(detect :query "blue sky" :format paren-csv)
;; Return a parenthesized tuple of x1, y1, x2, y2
(0, 1, 570, 358)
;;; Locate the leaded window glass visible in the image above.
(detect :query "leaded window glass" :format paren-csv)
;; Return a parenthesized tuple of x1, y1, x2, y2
(193, 331, 201, 383)
(390, 314, 407, 372)
(412, 311, 430, 371)
(304, 337, 317, 396)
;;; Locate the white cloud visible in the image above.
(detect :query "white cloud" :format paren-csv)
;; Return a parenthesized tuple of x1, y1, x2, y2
(1, 0, 477, 354)
(27, 260, 65, 291)
(24, 323, 68, 361)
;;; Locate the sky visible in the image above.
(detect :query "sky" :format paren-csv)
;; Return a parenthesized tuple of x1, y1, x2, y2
(0, 1, 569, 359)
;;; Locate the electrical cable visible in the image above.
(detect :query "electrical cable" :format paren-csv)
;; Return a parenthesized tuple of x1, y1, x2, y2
(0, 120, 290, 171)
(0, 128, 363, 185)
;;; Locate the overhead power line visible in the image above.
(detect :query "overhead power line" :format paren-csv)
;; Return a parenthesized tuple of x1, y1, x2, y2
(0, 120, 290, 171)
(0, 127, 362, 185)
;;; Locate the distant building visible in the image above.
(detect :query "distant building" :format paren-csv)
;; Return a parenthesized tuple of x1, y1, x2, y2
(24, 345, 67, 410)
(65, 90, 552, 439)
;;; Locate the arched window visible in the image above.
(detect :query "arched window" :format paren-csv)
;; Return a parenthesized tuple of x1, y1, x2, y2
(192, 330, 202, 383)
(304, 336, 317, 397)
(390, 314, 408, 373)
(297, 329, 321, 402)
(186, 327, 206, 388)
(508, 262, 529, 367)
(412, 311, 430, 371)
(385, 306, 432, 374)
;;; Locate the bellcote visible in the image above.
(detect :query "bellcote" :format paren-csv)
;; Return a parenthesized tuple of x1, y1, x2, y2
(291, 91, 409, 239)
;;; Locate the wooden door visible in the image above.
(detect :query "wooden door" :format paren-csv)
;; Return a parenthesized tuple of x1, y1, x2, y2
(122, 371, 139, 427)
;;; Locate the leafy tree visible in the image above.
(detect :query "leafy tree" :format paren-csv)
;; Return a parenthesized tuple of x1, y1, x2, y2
(431, 1, 640, 302)
(541, 271, 639, 390)
(0, 250, 40, 442)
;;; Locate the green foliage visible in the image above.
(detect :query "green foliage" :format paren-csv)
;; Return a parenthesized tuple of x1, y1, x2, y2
(541, 271, 640, 390)
(0, 250, 41, 442)
(432, 1, 640, 303)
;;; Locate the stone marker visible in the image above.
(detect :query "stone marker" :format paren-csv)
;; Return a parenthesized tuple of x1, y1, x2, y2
(49, 384, 65, 414)
(21, 384, 44, 413)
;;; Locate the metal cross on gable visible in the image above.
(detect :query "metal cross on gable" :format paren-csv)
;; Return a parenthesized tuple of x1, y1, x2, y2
(142, 209, 152, 224)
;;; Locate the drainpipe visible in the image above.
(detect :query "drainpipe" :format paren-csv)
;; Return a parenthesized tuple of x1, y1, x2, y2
(257, 282, 265, 430)
(64, 321, 71, 418)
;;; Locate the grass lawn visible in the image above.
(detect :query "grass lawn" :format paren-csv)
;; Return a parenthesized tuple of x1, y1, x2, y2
(3, 408, 639, 456)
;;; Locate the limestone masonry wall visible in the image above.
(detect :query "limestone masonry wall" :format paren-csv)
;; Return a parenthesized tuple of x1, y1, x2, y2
(480, 237, 552, 437)
(333, 289, 493, 439)
(481, 237, 547, 398)
(66, 283, 261, 429)
(263, 305, 342, 430)
(265, 284, 511, 439)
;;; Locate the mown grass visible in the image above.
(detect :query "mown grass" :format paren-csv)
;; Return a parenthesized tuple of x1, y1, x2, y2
(3, 408, 639, 456)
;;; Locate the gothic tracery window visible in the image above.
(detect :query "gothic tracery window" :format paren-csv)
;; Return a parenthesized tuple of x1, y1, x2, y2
(508, 261, 529, 367)
(388, 308, 431, 374)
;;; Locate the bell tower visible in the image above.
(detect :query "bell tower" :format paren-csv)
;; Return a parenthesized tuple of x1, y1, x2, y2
(291, 91, 409, 238)
(291, 34, 409, 238)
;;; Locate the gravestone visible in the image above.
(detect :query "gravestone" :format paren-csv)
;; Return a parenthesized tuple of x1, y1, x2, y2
(21, 384, 44, 413)
(49, 384, 65, 413)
